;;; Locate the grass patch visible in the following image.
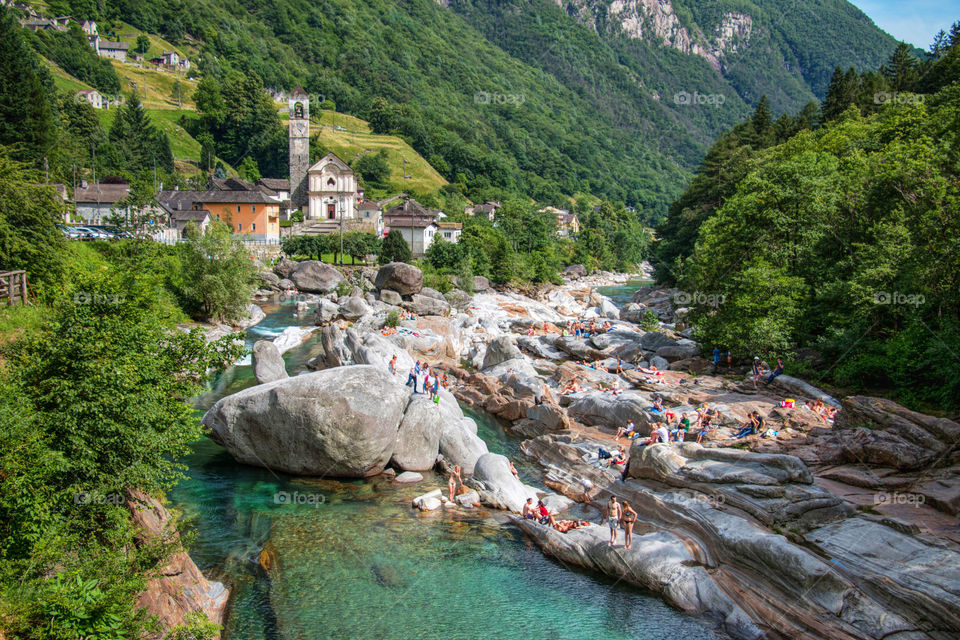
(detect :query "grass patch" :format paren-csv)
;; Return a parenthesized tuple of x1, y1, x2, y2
(0, 305, 47, 348)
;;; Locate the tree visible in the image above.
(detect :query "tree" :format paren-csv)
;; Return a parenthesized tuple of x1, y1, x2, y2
(352, 150, 390, 185)
(177, 221, 257, 321)
(424, 235, 464, 271)
(0, 150, 69, 297)
(0, 9, 56, 165)
(237, 156, 261, 182)
(380, 228, 411, 263)
(134, 34, 150, 56)
(882, 43, 918, 93)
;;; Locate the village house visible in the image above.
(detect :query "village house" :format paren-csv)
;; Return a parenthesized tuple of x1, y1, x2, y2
(77, 89, 103, 109)
(357, 200, 384, 236)
(465, 201, 500, 220)
(73, 181, 131, 225)
(20, 17, 67, 31)
(558, 212, 581, 235)
(384, 198, 457, 257)
(157, 189, 280, 242)
(98, 40, 129, 62)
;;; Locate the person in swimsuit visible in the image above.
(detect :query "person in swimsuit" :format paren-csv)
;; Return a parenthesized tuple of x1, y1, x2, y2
(509, 460, 519, 478)
(621, 501, 638, 549)
(447, 472, 458, 502)
(522, 498, 536, 519)
(389, 354, 397, 375)
(608, 496, 622, 546)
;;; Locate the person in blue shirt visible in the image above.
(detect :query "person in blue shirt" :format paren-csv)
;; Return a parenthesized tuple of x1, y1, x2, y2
(766, 358, 784, 385)
(406, 360, 421, 392)
(713, 347, 721, 365)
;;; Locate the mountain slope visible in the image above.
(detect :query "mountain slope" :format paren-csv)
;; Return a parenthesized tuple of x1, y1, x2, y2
(68, 0, 898, 218)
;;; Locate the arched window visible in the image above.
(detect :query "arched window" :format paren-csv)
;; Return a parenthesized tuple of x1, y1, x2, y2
(294, 102, 304, 119)
(327, 177, 335, 186)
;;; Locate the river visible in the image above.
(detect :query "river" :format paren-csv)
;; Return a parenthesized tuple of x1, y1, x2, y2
(170, 286, 722, 639)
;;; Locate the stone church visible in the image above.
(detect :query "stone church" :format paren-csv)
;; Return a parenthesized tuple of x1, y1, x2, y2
(287, 88, 358, 222)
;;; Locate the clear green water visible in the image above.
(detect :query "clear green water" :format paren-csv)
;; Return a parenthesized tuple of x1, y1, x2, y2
(171, 300, 722, 639)
(596, 279, 654, 308)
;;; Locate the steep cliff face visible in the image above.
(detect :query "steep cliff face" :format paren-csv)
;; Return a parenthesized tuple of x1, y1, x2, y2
(555, 0, 753, 71)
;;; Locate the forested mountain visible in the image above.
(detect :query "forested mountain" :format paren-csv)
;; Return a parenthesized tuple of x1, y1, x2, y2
(31, 0, 900, 219)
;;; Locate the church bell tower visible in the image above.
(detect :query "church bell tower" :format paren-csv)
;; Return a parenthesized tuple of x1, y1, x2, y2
(288, 87, 310, 211)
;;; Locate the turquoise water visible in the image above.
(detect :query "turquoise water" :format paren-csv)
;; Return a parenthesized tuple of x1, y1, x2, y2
(171, 300, 722, 639)
(596, 278, 654, 308)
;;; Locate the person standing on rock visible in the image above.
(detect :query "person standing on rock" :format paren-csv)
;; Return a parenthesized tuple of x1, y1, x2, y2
(713, 346, 721, 367)
(621, 501, 638, 550)
(607, 496, 622, 546)
(407, 361, 421, 392)
(752, 357, 762, 389)
(389, 354, 398, 376)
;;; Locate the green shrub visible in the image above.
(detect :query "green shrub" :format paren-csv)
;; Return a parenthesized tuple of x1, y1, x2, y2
(385, 309, 400, 327)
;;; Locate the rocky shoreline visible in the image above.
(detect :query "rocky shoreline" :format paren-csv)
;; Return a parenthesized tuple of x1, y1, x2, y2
(192, 258, 959, 639)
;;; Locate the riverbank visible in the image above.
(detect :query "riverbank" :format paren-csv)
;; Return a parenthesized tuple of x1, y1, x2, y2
(185, 259, 960, 639)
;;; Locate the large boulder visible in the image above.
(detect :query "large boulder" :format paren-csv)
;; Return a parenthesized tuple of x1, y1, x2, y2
(567, 391, 654, 430)
(378, 289, 403, 306)
(202, 366, 410, 477)
(639, 331, 677, 351)
(562, 264, 587, 279)
(439, 418, 489, 475)
(236, 303, 266, 329)
(259, 271, 281, 289)
(599, 298, 620, 320)
(655, 344, 700, 362)
(419, 287, 445, 301)
(649, 355, 670, 370)
(339, 296, 370, 321)
(472, 276, 490, 292)
(481, 335, 523, 370)
(375, 262, 423, 295)
(315, 299, 340, 324)
(390, 395, 446, 471)
(405, 294, 449, 317)
(291, 261, 344, 293)
(274, 257, 298, 279)
(251, 340, 288, 384)
(468, 453, 539, 512)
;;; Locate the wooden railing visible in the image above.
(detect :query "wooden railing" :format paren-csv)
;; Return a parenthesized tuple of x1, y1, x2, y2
(0, 270, 28, 306)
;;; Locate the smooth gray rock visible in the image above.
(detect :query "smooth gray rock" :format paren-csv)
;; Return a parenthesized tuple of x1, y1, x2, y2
(444, 289, 472, 311)
(599, 298, 620, 320)
(472, 275, 490, 292)
(439, 418, 489, 475)
(394, 471, 423, 484)
(567, 391, 654, 430)
(315, 299, 340, 324)
(481, 335, 522, 370)
(639, 331, 677, 351)
(202, 366, 409, 477)
(375, 262, 423, 295)
(251, 339, 288, 384)
(656, 344, 700, 362)
(259, 271, 281, 289)
(339, 296, 370, 321)
(649, 355, 670, 370)
(290, 261, 344, 293)
(274, 257, 298, 279)
(482, 357, 538, 380)
(562, 264, 587, 279)
(419, 287, 445, 301)
(320, 325, 350, 368)
(468, 453, 539, 512)
(237, 303, 266, 330)
(455, 489, 480, 506)
(405, 294, 449, 317)
(390, 394, 446, 471)
(379, 289, 403, 306)
(517, 335, 567, 360)
(278, 278, 295, 290)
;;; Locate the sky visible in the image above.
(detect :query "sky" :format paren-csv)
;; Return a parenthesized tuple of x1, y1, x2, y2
(850, 0, 959, 48)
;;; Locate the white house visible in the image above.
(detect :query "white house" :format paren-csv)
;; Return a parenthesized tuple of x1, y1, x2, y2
(436, 221, 463, 243)
(307, 152, 357, 221)
(73, 182, 131, 225)
(77, 89, 103, 109)
(98, 40, 129, 62)
(384, 198, 459, 257)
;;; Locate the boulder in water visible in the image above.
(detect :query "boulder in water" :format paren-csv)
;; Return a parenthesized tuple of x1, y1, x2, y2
(251, 339, 288, 384)
(202, 366, 409, 477)
(468, 453, 539, 512)
(291, 261, 344, 293)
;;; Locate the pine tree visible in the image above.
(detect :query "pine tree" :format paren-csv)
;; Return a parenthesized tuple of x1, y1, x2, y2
(0, 8, 56, 165)
(882, 43, 918, 93)
(749, 95, 772, 147)
(380, 229, 412, 264)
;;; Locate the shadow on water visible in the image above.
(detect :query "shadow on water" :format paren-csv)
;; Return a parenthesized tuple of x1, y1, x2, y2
(173, 299, 723, 639)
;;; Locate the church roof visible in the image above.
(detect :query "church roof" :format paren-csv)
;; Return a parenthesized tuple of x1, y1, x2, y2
(384, 198, 436, 219)
(307, 152, 353, 174)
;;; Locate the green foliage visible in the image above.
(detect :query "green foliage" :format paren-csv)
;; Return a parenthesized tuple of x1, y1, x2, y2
(237, 155, 261, 182)
(380, 229, 411, 264)
(640, 309, 660, 332)
(351, 150, 390, 186)
(385, 309, 400, 327)
(25, 22, 121, 95)
(134, 33, 151, 55)
(177, 221, 257, 322)
(0, 9, 56, 165)
(664, 81, 960, 411)
(0, 151, 70, 298)
(108, 92, 175, 174)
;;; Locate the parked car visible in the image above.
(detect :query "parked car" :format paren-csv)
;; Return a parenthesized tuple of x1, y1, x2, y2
(99, 226, 134, 239)
(56, 224, 81, 240)
(74, 226, 112, 240)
